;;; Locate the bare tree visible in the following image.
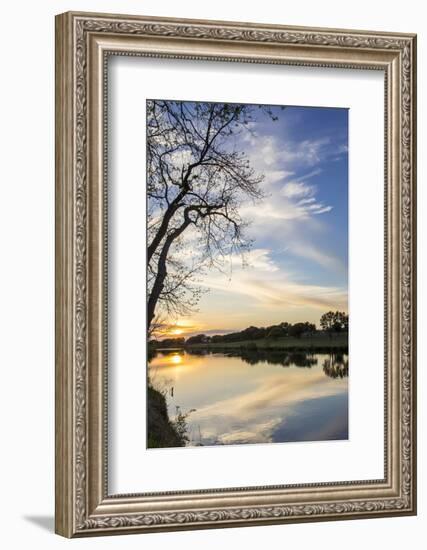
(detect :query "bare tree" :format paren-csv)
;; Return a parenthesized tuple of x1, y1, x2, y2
(147, 100, 271, 330)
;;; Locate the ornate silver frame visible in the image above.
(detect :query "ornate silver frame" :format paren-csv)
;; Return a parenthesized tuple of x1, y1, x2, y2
(55, 11, 417, 537)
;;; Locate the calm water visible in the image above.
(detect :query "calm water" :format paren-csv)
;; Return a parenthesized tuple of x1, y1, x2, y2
(148, 349, 348, 447)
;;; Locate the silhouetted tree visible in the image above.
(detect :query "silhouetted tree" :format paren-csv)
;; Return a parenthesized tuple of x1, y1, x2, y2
(289, 322, 316, 339)
(186, 334, 210, 345)
(267, 326, 284, 339)
(320, 311, 348, 333)
(147, 100, 281, 331)
(156, 337, 185, 348)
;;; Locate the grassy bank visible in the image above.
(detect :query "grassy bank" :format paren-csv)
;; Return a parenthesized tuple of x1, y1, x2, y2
(147, 385, 187, 448)
(185, 334, 348, 352)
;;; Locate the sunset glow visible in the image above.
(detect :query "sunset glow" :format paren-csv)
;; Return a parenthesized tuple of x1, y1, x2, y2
(153, 105, 348, 339)
(161, 323, 201, 339)
(170, 354, 183, 365)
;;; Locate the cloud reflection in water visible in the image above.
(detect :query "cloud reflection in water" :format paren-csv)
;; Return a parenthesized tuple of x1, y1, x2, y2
(149, 350, 348, 446)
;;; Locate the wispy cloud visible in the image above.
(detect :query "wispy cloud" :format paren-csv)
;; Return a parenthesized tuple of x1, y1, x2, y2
(238, 131, 336, 225)
(236, 118, 346, 277)
(281, 137, 331, 166)
(287, 240, 345, 273)
(264, 169, 294, 186)
(245, 131, 344, 174)
(281, 180, 313, 199)
(241, 179, 332, 221)
(199, 248, 348, 314)
(162, 107, 348, 332)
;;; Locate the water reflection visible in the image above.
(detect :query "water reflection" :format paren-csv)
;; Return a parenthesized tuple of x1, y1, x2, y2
(239, 351, 318, 368)
(322, 353, 349, 379)
(186, 348, 326, 368)
(148, 349, 348, 447)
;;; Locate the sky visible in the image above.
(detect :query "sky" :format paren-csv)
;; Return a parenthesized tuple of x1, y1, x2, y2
(159, 104, 348, 338)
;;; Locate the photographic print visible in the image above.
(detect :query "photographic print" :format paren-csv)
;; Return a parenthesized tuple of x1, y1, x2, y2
(147, 99, 349, 449)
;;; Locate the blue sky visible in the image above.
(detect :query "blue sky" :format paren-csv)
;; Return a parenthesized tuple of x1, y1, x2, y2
(246, 105, 349, 289)
(170, 104, 348, 335)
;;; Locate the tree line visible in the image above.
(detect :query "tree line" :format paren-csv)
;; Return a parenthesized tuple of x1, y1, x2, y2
(150, 311, 348, 347)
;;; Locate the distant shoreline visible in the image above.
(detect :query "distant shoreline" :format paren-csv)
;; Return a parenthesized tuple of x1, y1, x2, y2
(150, 334, 348, 354)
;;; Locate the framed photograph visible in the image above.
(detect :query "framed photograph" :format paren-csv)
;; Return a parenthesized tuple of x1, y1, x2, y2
(55, 11, 417, 537)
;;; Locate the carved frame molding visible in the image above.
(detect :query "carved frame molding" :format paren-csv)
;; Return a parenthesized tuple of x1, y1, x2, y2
(55, 11, 416, 537)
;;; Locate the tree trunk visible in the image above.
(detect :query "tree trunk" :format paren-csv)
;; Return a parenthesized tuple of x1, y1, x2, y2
(147, 195, 184, 263)
(147, 218, 192, 330)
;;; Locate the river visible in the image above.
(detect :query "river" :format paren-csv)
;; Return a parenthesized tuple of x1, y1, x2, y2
(148, 348, 348, 447)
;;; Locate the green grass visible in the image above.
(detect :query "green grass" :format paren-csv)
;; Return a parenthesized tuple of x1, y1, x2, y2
(185, 334, 348, 352)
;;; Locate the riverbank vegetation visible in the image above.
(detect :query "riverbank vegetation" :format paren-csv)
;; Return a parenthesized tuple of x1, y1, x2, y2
(147, 384, 191, 448)
(181, 334, 348, 352)
(149, 312, 349, 353)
